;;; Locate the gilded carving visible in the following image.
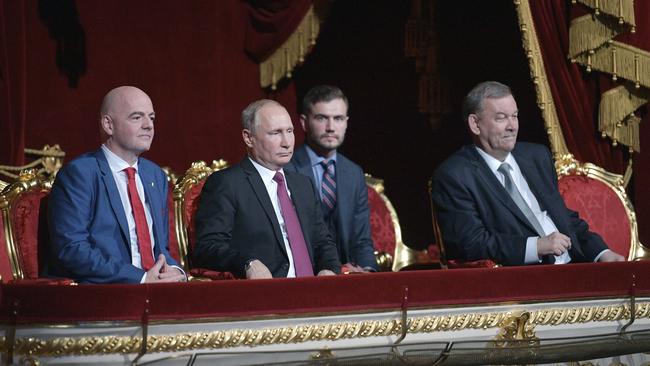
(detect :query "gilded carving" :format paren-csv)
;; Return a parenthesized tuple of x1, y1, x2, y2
(2, 302, 648, 358)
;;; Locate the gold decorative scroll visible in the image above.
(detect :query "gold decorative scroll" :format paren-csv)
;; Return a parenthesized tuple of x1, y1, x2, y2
(568, 0, 648, 152)
(260, 5, 320, 90)
(513, 0, 569, 156)
(2, 301, 649, 358)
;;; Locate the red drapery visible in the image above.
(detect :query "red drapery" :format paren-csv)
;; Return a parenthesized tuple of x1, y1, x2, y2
(0, 0, 310, 172)
(529, 0, 650, 245)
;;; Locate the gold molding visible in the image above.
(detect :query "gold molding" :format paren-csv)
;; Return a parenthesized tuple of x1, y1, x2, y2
(2, 301, 649, 357)
(0, 145, 65, 183)
(492, 310, 539, 348)
(259, 5, 320, 90)
(0, 169, 52, 280)
(514, 0, 569, 156)
(555, 153, 648, 260)
(172, 159, 228, 270)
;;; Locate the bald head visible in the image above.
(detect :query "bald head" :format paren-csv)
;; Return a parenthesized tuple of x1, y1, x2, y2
(100, 86, 155, 164)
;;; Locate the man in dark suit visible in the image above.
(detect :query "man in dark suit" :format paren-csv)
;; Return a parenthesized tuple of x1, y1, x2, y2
(46, 86, 186, 283)
(431, 81, 625, 265)
(193, 99, 341, 279)
(286, 85, 378, 272)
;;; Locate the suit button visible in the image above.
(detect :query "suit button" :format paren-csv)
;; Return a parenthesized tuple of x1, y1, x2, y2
(282, 264, 288, 269)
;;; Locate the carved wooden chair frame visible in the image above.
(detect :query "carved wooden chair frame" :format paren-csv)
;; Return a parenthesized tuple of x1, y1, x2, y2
(0, 169, 52, 280)
(555, 153, 648, 261)
(365, 174, 431, 271)
(172, 159, 229, 270)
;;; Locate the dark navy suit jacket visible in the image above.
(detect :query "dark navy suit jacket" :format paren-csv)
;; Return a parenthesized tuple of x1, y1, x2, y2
(431, 143, 608, 265)
(192, 157, 341, 278)
(286, 145, 377, 270)
(45, 149, 178, 283)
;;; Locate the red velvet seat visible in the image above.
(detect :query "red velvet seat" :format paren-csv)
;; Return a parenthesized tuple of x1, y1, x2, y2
(173, 160, 234, 279)
(555, 154, 648, 260)
(0, 169, 73, 284)
(366, 174, 434, 271)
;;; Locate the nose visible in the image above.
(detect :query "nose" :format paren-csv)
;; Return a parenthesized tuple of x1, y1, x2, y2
(142, 116, 154, 130)
(325, 118, 334, 132)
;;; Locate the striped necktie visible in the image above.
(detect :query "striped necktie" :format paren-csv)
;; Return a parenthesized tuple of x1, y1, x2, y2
(320, 160, 336, 215)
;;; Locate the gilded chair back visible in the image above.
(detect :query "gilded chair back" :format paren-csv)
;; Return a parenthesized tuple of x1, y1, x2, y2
(161, 167, 181, 264)
(555, 154, 648, 261)
(173, 159, 228, 270)
(0, 169, 52, 280)
(365, 174, 432, 271)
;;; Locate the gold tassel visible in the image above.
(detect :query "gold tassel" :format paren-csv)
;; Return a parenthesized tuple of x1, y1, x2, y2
(259, 6, 322, 89)
(575, 0, 635, 26)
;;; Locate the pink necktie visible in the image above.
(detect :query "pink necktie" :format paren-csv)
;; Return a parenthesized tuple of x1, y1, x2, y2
(123, 167, 155, 270)
(273, 172, 314, 277)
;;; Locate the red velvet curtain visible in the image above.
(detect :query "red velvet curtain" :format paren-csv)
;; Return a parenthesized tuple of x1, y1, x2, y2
(0, 0, 310, 172)
(530, 0, 650, 245)
(528, 0, 626, 173)
(0, 0, 27, 166)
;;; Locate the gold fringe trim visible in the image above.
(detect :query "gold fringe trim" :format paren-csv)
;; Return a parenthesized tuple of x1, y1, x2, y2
(514, 0, 569, 156)
(568, 15, 627, 58)
(2, 301, 648, 357)
(259, 5, 320, 90)
(598, 85, 648, 152)
(569, 1, 646, 152)
(574, 0, 636, 26)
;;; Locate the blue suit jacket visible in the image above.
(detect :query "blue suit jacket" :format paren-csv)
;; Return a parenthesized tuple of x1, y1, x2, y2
(431, 143, 608, 265)
(44, 149, 178, 283)
(286, 145, 377, 269)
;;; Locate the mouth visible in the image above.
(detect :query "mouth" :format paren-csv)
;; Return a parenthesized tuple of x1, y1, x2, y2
(138, 135, 152, 139)
(321, 134, 338, 141)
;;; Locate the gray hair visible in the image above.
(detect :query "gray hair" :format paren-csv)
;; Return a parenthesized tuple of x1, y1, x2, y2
(241, 99, 281, 133)
(461, 81, 512, 122)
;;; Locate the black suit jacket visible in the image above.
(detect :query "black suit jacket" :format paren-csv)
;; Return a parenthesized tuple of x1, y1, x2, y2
(193, 157, 341, 278)
(286, 145, 378, 269)
(431, 143, 608, 265)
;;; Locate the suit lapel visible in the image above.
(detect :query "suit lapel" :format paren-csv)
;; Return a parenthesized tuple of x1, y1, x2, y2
(95, 150, 131, 249)
(467, 146, 536, 232)
(241, 158, 287, 256)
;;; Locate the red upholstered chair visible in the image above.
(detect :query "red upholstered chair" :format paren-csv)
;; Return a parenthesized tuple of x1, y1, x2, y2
(161, 167, 181, 264)
(365, 174, 435, 271)
(555, 154, 648, 260)
(0, 169, 73, 283)
(427, 179, 496, 269)
(173, 159, 234, 279)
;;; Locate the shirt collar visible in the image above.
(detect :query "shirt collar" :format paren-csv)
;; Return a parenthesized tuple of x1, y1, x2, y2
(474, 146, 516, 174)
(101, 144, 139, 174)
(248, 156, 283, 183)
(305, 144, 337, 167)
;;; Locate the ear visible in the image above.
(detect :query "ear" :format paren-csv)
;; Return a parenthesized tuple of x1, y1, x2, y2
(468, 114, 481, 136)
(101, 115, 114, 137)
(242, 129, 253, 148)
(299, 114, 307, 132)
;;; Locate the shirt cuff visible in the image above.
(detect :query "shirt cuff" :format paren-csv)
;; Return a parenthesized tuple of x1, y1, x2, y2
(525, 237, 542, 264)
(593, 249, 610, 262)
(171, 265, 187, 281)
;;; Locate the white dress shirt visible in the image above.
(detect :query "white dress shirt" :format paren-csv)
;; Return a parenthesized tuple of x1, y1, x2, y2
(101, 145, 156, 270)
(475, 147, 571, 264)
(304, 145, 337, 201)
(249, 157, 296, 277)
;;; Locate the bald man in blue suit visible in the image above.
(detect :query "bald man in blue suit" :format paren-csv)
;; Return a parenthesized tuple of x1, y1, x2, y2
(45, 86, 185, 284)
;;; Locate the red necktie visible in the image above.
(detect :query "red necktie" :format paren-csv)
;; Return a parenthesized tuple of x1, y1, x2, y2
(123, 167, 155, 270)
(273, 172, 314, 277)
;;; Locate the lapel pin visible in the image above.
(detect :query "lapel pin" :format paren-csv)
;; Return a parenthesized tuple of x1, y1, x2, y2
(151, 182, 154, 187)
